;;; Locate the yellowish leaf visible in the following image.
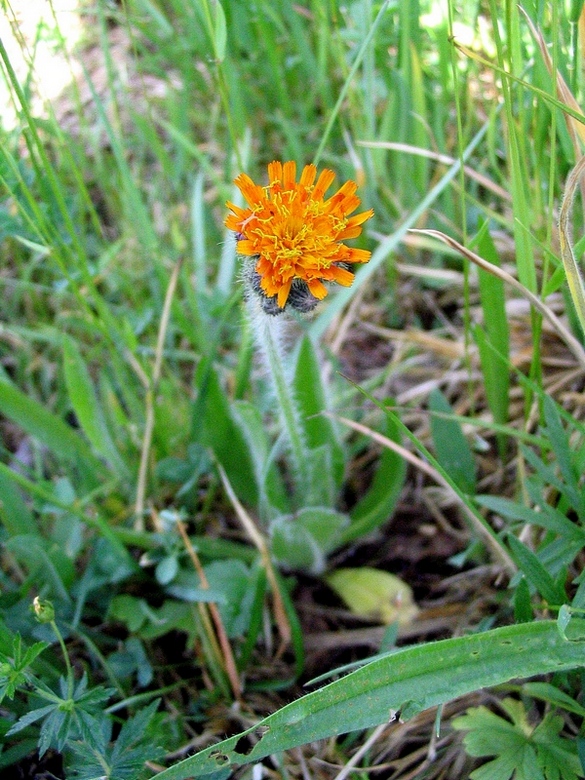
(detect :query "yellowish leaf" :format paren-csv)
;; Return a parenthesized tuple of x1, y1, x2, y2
(325, 567, 419, 626)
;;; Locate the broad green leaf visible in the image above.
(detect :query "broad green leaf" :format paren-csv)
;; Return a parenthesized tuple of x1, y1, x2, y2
(343, 410, 406, 543)
(271, 519, 323, 573)
(454, 697, 583, 780)
(270, 507, 349, 574)
(429, 389, 477, 494)
(62, 336, 129, 478)
(154, 621, 585, 779)
(0, 468, 37, 536)
(193, 363, 258, 506)
(232, 400, 288, 514)
(203, 559, 258, 638)
(0, 379, 103, 474)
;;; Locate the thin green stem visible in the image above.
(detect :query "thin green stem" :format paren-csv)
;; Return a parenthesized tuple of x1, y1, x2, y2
(50, 620, 74, 700)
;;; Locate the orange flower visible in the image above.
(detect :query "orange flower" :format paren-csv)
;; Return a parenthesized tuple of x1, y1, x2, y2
(226, 160, 374, 309)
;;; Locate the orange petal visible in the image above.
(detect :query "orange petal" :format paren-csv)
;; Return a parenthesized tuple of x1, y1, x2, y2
(234, 174, 263, 206)
(237, 239, 258, 256)
(277, 279, 293, 308)
(347, 208, 374, 226)
(328, 265, 355, 286)
(337, 224, 363, 240)
(313, 169, 336, 200)
(268, 161, 283, 185)
(299, 164, 317, 188)
(307, 278, 328, 299)
(282, 161, 297, 189)
(345, 247, 371, 264)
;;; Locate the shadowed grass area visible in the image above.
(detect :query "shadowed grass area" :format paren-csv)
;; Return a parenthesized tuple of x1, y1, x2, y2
(1, 1, 585, 778)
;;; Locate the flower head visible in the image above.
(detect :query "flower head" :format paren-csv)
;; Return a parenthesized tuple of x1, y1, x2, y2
(226, 160, 374, 310)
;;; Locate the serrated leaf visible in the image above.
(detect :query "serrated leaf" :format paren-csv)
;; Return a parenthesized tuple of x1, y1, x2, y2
(454, 697, 583, 780)
(152, 621, 585, 780)
(6, 703, 55, 736)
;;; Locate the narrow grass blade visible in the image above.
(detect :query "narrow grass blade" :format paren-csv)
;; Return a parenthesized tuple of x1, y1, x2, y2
(0, 380, 104, 474)
(559, 155, 585, 338)
(62, 336, 129, 479)
(506, 535, 566, 606)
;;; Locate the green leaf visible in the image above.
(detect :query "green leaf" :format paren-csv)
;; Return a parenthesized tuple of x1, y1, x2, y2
(213, 0, 227, 61)
(472, 222, 510, 456)
(474, 325, 509, 457)
(0, 636, 48, 702)
(292, 336, 345, 501)
(344, 409, 406, 543)
(152, 621, 585, 779)
(231, 400, 288, 513)
(429, 389, 477, 494)
(270, 507, 349, 574)
(507, 534, 566, 606)
(203, 559, 258, 638)
(193, 363, 258, 506)
(5, 534, 74, 602)
(62, 336, 129, 478)
(0, 467, 37, 536)
(453, 698, 583, 780)
(523, 682, 585, 718)
(325, 567, 419, 626)
(542, 396, 583, 518)
(477, 495, 585, 542)
(0, 379, 103, 474)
